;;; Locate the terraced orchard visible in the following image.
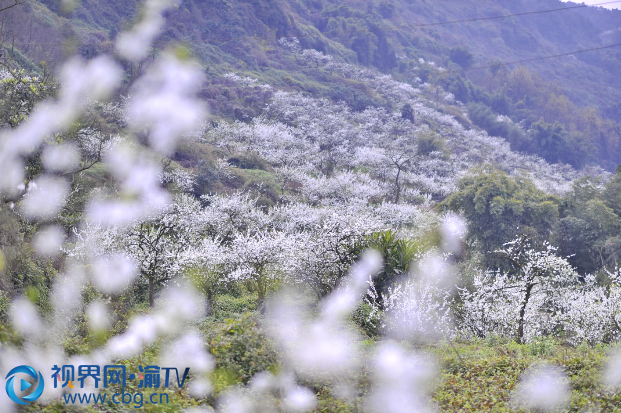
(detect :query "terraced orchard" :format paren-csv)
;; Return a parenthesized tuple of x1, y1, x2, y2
(1, 0, 621, 412)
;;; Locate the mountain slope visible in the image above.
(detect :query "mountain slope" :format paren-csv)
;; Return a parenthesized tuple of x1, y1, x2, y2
(3, 0, 621, 169)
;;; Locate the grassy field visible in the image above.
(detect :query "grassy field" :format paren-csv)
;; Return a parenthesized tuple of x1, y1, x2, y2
(431, 340, 621, 412)
(23, 294, 621, 413)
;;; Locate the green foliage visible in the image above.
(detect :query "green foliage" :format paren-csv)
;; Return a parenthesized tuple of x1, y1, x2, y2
(484, 333, 509, 348)
(377, 1, 395, 19)
(351, 302, 382, 338)
(0, 290, 10, 322)
(443, 170, 559, 264)
(558, 174, 621, 273)
(0, 69, 54, 128)
(239, 168, 281, 208)
(328, 82, 377, 111)
(604, 165, 621, 217)
(417, 131, 446, 156)
(211, 294, 258, 320)
(366, 230, 428, 305)
(454, 62, 617, 169)
(448, 46, 474, 69)
(466, 102, 527, 153)
(401, 103, 414, 123)
(524, 337, 556, 357)
(205, 314, 279, 386)
(528, 118, 570, 165)
(227, 153, 269, 171)
(431, 341, 621, 412)
(315, 394, 358, 413)
(0, 208, 56, 315)
(62, 331, 92, 357)
(196, 158, 225, 194)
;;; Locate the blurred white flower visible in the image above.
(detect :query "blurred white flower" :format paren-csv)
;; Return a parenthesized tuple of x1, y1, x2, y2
(20, 176, 70, 220)
(160, 330, 214, 374)
(321, 249, 382, 322)
(249, 371, 275, 393)
(86, 194, 171, 227)
(188, 377, 213, 398)
(513, 365, 570, 411)
(41, 143, 81, 173)
(126, 52, 208, 154)
(416, 253, 455, 288)
(283, 386, 317, 413)
(367, 342, 436, 413)
(91, 253, 138, 294)
(10, 298, 42, 338)
(106, 333, 142, 359)
(51, 265, 86, 326)
(59, 56, 123, 105)
(116, 0, 177, 61)
(183, 408, 215, 413)
(86, 301, 111, 332)
(32, 225, 65, 257)
(218, 389, 254, 413)
(268, 251, 382, 381)
(158, 284, 206, 324)
(0, 154, 24, 197)
(440, 213, 467, 254)
(604, 351, 621, 387)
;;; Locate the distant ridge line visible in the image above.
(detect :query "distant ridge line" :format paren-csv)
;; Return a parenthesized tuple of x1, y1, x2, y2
(6, 1, 621, 45)
(398, 0, 621, 29)
(457, 42, 621, 73)
(276, 0, 621, 40)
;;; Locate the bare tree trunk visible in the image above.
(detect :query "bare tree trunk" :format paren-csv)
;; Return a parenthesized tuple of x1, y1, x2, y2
(394, 167, 401, 204)
(517, 282, 533, 344)
(149, 277, 155, 308)
(256, 275, 267, 314)
(205, 287, 213, 316)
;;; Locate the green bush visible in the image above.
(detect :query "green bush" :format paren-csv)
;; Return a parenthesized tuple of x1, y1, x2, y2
(525, 337, 556, 357)
(351, 302, 382, 338)
(417, 132, 446, 156)
(227, 153, 269, 170)
(0, 290, 10, 322)
(206, 314, 279, 386)
(211, 294, 257, 319)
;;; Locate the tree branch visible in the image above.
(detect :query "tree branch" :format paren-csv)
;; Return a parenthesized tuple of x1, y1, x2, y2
(0, 0, 27, 13)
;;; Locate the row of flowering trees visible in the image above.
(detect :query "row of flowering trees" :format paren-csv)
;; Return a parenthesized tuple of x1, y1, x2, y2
(369, 235, 621, 347)
(72, 191, 434, 306)
(52, 34, 621, 349)
(70, 180, 621, 346)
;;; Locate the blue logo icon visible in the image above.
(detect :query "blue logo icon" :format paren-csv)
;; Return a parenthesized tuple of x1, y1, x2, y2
(5, 365, 45, 405)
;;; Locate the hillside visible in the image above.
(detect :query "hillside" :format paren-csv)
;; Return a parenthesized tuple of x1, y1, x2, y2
(3, 0, 621, 169)
(3, 1, 621, 412)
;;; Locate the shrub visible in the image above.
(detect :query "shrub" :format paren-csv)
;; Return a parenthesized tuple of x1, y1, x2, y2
(351, 302, 382, 338)
(0, 290, 10, 322)
(206, 314, 279, 385)
(211, 294, 257, 320)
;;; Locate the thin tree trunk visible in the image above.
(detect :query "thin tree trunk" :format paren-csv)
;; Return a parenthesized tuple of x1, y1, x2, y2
(256, 276, 267, 314)
(206, 287, 213, 316)
(517, 283, 533, 344)
(149, 277, 155, 308)
(395, 167, 401, 204)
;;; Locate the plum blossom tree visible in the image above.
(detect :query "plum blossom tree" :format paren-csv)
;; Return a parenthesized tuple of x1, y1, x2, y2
(74, 194, 205, 307)
(560, 271, 621, 345)
(459, 237, 580, 343)
(226, 231, 295, 306)
(178, 237, 227, 309)
(125, 196, 204, 307)
(495, 237, 578, 343)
